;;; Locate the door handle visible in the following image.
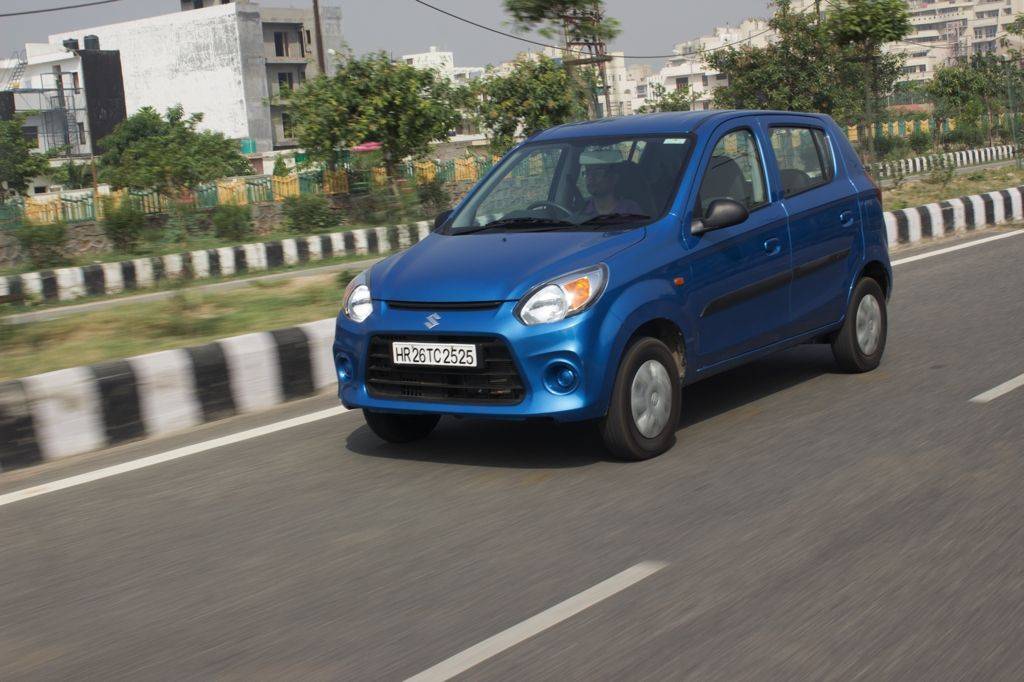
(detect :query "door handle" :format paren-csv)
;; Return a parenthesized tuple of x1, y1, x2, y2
(763, 238, 781, 255)
(840, 210, 855, 227)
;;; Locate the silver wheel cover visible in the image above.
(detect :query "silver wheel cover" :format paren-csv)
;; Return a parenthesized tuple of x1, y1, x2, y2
(630, 359, 673, 439)
(855, 294, 882, 356)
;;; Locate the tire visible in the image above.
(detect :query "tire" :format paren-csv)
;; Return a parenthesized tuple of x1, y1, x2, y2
(363, 410, 440, 443)
(599, 337, 681, 461)
(831, 277, 887, 373)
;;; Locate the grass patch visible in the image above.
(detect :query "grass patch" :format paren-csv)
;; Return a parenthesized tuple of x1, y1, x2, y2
(884, 164, 1024, 210)
(0, 270, 358, 381)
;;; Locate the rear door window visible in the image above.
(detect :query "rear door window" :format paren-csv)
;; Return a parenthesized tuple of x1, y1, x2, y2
(770, 127, 834, 197)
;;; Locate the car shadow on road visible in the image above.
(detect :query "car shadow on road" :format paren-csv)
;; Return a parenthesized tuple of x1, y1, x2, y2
(345, 417, 606, 468)
(346, 345, 839, 468)
(679, 346, 838, 428)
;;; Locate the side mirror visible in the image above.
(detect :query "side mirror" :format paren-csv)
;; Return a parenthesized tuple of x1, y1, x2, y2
(433, 209, 453, 231)
(691, 199, 749, 235)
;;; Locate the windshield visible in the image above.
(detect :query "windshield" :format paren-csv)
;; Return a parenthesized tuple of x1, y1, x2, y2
(444, 134, 694, 234)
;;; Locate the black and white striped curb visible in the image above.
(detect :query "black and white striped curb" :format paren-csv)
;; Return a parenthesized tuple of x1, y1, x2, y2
(0, 222, 431, 305)
(884, 185, 1024, 245)
(0, 318, 336, 471)
(873, 144, 1016, 179)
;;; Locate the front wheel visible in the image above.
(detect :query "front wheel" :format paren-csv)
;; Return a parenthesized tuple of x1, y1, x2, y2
(363, 410, 440, 443)
(831, 277, 887, 373)
(599, 337, 681, 461)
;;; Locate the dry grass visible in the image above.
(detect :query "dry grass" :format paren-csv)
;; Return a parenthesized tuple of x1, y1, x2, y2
(884, 165, 1024, 211)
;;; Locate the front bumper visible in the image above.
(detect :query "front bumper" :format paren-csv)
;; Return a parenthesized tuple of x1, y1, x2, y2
(332, 301, 610, 421)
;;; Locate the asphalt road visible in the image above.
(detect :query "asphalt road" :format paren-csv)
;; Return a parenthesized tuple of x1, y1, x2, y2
(2, 230, 1023, 680)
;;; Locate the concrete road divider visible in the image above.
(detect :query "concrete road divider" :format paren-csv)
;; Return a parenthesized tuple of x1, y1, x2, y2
(884, 185, 1024, 245)
(0, 222, 432, 305)
(0, 318, 336, 471)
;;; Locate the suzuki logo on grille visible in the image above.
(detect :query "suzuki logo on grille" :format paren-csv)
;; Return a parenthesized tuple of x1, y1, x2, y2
(424, 313, 441, 330)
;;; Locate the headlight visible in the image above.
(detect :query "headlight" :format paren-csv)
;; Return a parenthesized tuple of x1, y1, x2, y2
(516, 265, 607, 326)
(343, 270, 373, 323)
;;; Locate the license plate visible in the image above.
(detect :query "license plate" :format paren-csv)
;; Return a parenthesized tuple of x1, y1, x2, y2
(392, 341, 478, 367)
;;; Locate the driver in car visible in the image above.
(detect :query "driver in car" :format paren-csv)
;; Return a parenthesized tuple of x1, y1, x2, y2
(582, 162, 644, 217)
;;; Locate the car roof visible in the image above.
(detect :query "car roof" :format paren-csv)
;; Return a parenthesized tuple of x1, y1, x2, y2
(529, 110, 831, 142)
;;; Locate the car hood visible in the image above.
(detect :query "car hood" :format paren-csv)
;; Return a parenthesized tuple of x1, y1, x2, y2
(371, 229, 644, 303)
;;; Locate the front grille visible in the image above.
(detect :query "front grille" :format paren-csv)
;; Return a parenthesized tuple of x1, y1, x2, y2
(366, 334, 525, 404)
(385, 300, 503, 311)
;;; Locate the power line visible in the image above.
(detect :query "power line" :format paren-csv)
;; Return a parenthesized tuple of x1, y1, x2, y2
(410, 0, 795, 61)
(0, 0, 125, 18)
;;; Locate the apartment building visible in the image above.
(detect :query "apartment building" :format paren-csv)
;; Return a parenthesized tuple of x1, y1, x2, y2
(47, 1, 342, 153)
(890, 0, 1024, 81)
(0, 39, 128, 192)
(402, 46, 485, 84)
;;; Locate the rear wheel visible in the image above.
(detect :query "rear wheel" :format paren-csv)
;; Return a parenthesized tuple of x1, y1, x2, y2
(831, 277, 887, 373)
(600, 337, 680, 461)
(363, 410, 440, 443)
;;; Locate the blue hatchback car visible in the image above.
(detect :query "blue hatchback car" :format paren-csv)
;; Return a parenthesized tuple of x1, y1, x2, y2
(334, 110, 891, 460)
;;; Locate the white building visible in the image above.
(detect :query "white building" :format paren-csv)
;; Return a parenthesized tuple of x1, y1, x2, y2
(402, 46, 485, 84)
(648, 18, 773, 112)
(48, 0, 343, 153)
(603, 52, 653, 116)
(888, 0, 1024, 82)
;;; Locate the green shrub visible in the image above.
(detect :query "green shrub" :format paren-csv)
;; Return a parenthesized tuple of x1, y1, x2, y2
(273, 156, 290, 177)
(210, 203, 252, 241)
(282, 193, 335, 233)
(416, 176, 450, 214)
(14, 222, 69, 269)
(101, 197, 145, 253)
(908, 130, 932, 155)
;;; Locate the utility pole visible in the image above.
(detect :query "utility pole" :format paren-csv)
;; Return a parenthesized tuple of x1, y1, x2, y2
(312, 0, 326, 75)
(561, 3, 613, 118)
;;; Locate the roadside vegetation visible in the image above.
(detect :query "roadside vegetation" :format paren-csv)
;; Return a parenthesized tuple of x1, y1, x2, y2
(0, 270, 356, 380)
(883, 164, 1024, 210)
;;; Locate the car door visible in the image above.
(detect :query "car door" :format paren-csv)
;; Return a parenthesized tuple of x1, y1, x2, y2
(765, 118, 861, 335)
(684, 123, 793, 369)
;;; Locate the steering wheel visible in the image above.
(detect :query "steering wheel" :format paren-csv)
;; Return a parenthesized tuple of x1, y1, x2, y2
(526, 200, 574, 220)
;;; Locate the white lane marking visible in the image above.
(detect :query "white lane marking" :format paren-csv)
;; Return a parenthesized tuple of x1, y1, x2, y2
(0, 406, 349, 509)
(405, 561, 668, 682)
(970, 373, 1024, 404)
(892, 230, 1024, 266)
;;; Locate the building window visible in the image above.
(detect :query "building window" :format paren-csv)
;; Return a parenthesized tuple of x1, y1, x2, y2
(306, 29, 312, 44)
(193, 0, 203, 8)
(278, 71, 294, 92)
(282, 112, 295, 138)
(21, 126, 39, 147)
(274, 32, 289, 57)
(675, 76, 688, 89)
(34, 186, 47, 194)
(77, 122, 86, 143)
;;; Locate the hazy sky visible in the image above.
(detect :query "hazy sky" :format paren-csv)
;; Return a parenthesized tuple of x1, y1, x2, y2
(0, 0, 772, 69)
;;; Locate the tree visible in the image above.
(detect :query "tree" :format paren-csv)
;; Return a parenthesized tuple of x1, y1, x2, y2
(473, 56, 588, 153)
(830, 0, 911, 161)
(99, 105, 252, 192)
(502, 0, 620, 117)
(636, 83, 694, 114)
(285, 52, 463, 187)
(0, 115, 49, 202)
(707, 1, 866, 122)
(503, 0, 620, 42)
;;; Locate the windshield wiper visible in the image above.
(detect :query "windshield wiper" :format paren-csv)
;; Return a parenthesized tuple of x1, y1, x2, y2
(457, 216, 576, 234)
(576, 212, 651, 226)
